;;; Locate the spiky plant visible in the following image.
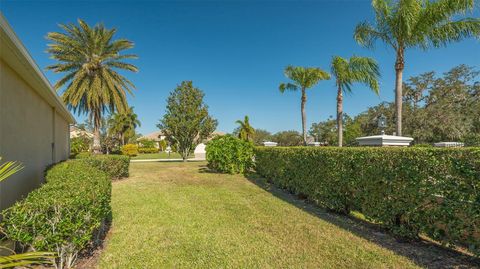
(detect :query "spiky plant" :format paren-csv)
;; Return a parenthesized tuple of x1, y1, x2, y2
(236, 116, 255, 142)
(279, 66, 330, 145)
(331, 56, 380, 146)
(46, 19, 138, 153)
(354, 0, 480, 136)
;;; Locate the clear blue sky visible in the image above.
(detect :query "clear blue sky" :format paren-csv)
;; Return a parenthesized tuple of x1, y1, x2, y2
(1, 0, 479, 135)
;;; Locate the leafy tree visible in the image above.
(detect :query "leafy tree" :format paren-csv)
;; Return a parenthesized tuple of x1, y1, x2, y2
(279, 66, 330, 145)
(310, 114, 362, 146)
(108, 106, 141, 145)
(70, 135, 92, 156)
(354, 0, 480, 136)
(47, 19, 138, 153)
(157, 81, 218, 161)
(330, 56, 380, 146)
(253, 129, 273, 145)
(235, 116, 255, 142)
(272, 130, 303, 146)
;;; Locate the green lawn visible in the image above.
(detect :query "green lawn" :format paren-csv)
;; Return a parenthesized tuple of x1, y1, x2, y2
(99, 162, 419, 268)
(130, 152, 184, 160)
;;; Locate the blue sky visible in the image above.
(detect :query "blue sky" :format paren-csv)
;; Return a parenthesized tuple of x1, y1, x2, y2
(1, 0, 479, 135)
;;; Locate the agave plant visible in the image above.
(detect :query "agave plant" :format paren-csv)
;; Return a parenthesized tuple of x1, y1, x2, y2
(0, 157, 55, 268)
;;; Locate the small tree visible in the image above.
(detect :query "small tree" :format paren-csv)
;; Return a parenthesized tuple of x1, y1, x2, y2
(158, 81, 218, 161)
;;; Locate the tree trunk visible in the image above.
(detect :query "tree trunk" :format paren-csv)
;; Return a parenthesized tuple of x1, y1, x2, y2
(337, 85, 343, 147)
(395, 48, 405, 136)
(301, 89, 307, 145)
(93, 127, 102, 154)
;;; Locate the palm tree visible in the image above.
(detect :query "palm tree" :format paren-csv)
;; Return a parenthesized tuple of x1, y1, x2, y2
(354, 0, 480, 136)
(331, 56, 380, 146)
(46, 19, 138, 153)
(279, 66, 330, 145)
(108, 106, 141, 145)
(236, 115, 255, 142)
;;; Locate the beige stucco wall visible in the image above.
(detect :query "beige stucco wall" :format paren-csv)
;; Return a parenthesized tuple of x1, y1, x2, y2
(0, 60, 70, 210)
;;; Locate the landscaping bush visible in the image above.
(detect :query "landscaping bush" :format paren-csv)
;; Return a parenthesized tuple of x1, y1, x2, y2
(255, 147, 480, 256)
(1, 160, 112, 268)
(77, 154, 130, 179)
(121, 144, 139, 157)
(138, 147, 159, 154)
(206, 135, 254, 174)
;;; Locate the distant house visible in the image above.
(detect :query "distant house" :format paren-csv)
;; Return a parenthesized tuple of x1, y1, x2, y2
(70, 125, 94, 139)
(0, 14, 75, 210)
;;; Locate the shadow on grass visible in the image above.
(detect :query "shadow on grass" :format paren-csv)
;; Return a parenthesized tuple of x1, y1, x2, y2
(241, 171, 480, 269)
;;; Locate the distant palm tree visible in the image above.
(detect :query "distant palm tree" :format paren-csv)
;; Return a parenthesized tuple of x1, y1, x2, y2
(236, 116, 255, 142)
(354, 0, 480, 136)
(331, 56, 380, 146)
(108, 107, 141, 145)
(279, 66, 330, 145)
(46, 19, 138, 153)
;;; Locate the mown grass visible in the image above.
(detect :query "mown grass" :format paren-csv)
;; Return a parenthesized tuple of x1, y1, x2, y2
(98, 162, 419, 268)
(130, 152, 183, 160)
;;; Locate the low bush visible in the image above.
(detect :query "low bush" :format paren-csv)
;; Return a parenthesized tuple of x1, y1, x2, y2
(121, 144, 138, 157)
(255, 147, 480, 256)
(138, 147, 159, 154)
(77, 155, 130, 179)
(1, 160, 112, 268)
(206, 135, 254, 174)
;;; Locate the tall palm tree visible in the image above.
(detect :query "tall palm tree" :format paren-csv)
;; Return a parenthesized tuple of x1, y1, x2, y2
(354, 0, 480, 136)
(236, 115, 255, 142)
(46, 19, 138, 153)
(279, 66, 330, 145)
(331, 56, 380, 146)
(108, 106, 141, 145)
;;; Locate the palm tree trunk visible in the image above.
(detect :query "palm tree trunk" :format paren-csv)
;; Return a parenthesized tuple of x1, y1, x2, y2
(93, 127, 101, 154)
(337, 85, 343, 147)
(301, 89, 307, 145)
(395, 48, 405, 136)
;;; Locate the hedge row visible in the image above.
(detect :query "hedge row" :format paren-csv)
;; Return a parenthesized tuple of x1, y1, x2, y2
(206, 135, 254, 174)
(254, 147, 480, 255)
(75, 154, 130, 179)
(1, 160, 112, 268)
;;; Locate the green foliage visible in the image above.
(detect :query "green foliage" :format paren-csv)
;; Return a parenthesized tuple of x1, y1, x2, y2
(138, 147, 159, 154)
(252, 129, 273, 146)
(121, 144, 139, 157)
(138, 139, 156, 148)
(271, 130, 303, 146)
(236, 115, 255, 142)
(46, 19, 138, 153)
(0, 157, 23, 182)
(206, 135, 254, 174)
(157, 81, 218, 161)
(159, 140, 168, 151)
(76, 155, 130, 179)
(255, 147, 480, 256)
(108, 107, 141, 145)
(1, 160, 112, 268)
(70, 135, 91, 156)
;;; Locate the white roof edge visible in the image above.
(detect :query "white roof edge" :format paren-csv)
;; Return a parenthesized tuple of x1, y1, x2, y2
(0, 13, 75, 123)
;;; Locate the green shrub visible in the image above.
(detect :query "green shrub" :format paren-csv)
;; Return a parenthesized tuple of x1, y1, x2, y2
(206, 135, 254, 174)
(70, 135, 91, 157)
(255, 147, 480, 256)
(73, 151, 92, 159)
(137, 139, 156, 148)
(1, 160, 112, 268)
(121, 144, 139, 157)
(139, 147, 159, 154)
(77, 155, 130, 179)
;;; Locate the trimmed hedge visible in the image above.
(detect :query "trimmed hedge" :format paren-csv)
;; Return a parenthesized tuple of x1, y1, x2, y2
(121, 144, 138, 157)
(76, 154, 130, 179)
(139, 147, 159, 154)
(255, 147, 480, 255)
(1, 160, 112, 268)
(206, 135, 254, 174)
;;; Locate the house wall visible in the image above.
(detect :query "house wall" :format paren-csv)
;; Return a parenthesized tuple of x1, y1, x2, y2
(0, 60, 70, 210)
